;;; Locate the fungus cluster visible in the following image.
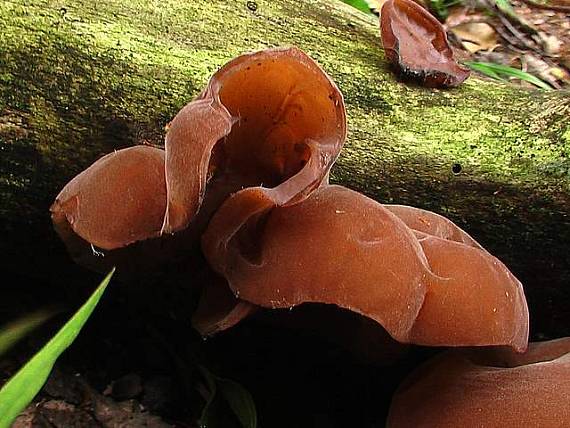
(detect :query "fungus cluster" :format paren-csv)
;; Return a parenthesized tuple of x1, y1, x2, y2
(50, 47, 561, 425)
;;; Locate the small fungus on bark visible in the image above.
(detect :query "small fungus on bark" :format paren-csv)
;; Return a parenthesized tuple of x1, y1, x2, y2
(380, 0, 470, 87)
(388, 338, 570, 427)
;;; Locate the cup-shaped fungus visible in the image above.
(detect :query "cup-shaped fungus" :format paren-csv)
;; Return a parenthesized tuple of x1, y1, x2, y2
(51, 47, 346, 272)
(162, 47, 346, 234)
(387, 338, 570, 427)
(380, 0, 470, 87)
(201, 185, 529, 351)
(51, 146, 167, 251)
(50, 47, 528, 359)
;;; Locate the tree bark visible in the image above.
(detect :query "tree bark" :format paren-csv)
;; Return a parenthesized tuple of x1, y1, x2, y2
(1, 0, 569, 337)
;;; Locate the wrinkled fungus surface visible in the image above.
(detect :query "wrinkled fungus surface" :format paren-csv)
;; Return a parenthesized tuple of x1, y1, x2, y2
(203, 185, 529, 350)
(163, 47, 346, 234)
(388, 338, 570, 427)
(380, 0, 470, 87)
(52, 47, 528, 355)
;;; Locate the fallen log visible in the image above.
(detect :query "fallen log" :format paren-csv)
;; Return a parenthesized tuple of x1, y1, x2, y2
(0, 0, 569, 337)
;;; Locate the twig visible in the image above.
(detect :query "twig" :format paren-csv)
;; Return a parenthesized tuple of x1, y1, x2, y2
(496, 13, 544, 54)
(518, 0, 570, 12)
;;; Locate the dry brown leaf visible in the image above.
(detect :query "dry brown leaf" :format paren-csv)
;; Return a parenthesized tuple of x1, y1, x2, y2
(450, 22, 500, 53)
(523, 53, 568, 87)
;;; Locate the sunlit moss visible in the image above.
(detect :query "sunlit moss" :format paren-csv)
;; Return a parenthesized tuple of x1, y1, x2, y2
(1, 0, 569, 223)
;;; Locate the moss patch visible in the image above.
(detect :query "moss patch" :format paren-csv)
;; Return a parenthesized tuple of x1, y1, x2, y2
(1, 0, 570, 338)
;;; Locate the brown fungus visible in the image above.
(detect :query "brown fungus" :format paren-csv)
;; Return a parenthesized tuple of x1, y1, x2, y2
(387, 206, 529, 350)
(163, 47, 346, 234)
(388, 338, 570, 427)
(52, 47, 346, 273)
(380, 0, 470, 87)
(50, 48, 528, 358)
(411, 232, 528, 351)
(51, 146, 167, 251)
(202, 185, 529, 350)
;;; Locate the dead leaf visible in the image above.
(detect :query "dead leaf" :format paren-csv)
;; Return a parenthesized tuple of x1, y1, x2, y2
(538, 31, 562, 55)
(523, 53, 567, 88)
(451, 22, 500, 53)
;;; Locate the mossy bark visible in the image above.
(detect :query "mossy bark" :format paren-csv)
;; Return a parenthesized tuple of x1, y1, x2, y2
(1, 0, 569, 338)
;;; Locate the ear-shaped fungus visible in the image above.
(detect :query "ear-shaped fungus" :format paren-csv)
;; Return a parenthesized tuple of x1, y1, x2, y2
(182, 48, 346, 332)
(50, 47, 528, 359)
(51, 146, 167, 251)
(380, 0, 470, 87)
(51, 47, 346, 274)
(387, 338, 570, 427)
(410, 232, 528, 350)
(386, 205, 528, 349)
(202, 185, 528, 350)
(163, 47, 346, 234)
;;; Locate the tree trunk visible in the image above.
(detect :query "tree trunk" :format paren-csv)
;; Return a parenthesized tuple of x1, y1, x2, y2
(1, 0, 569, 337)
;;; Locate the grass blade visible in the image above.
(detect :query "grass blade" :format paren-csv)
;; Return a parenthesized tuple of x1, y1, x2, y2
(198, 366, 257, 428)
(0, 270, 114, 427)
(341, 0, 374, 14)
(0, 308, 58, 357)
(218, 378, 257, 428)
(465, 61, 553, 90)
(464, 62, 506, 81)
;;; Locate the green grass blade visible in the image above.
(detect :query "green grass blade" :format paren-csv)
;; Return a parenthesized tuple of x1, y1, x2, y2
(198, 366, 257, 428)
(464, 62, 505, 81)
(493, 0, 517, 17)
(465, 61, 553, 90)
(0, 308, 58, 357)
(218, 379, 257, 428)
(341, 0, 374, 14)
(0, 270, 114, 427)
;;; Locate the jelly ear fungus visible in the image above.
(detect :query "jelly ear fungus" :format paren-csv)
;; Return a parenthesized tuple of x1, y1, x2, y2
(388, 338, 570, 427)
(51, 47, 346, 275)
(51, 146, 167, 252)
(380, 0, 470, 87)
(171, 47, 347, 333)
(202, 185, 529, 351)
(163, 47, 346, 234)
(50, 47, 529, 361)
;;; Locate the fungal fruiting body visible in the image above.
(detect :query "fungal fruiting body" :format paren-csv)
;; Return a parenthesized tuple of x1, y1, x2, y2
(51, 146, 167, 251)
(162, 47, 346, 234)
(388, 338, 570, 427)
(51, 47, 346, 271)
(51, 47, 528, 355)
(380, 0, 470, 87)
(202, 185, 529, 351)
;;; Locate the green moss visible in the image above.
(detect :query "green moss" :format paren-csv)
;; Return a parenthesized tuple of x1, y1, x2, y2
(2, 0, 569, 202)
(2, 0, 570, 338)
